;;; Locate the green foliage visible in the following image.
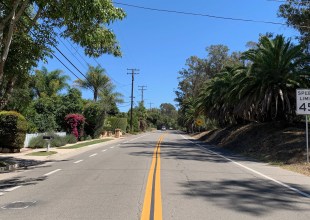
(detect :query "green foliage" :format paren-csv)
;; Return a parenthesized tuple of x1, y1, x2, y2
(196, 35, 310, 126)
(175, 45, 243, 129)
(83, 101, 101, 137)
(25, 97, 60, 132)
(1, 0, 125, 110)
(278, 0, 310, 50)
(0, 111, 27, 150)
(5, 79, 33, 114)
(28, 135, 45, 148)
(147, 109, 161, 128)
(85, 135, 92, 141)
(30, 67, 69, 98)
(0, 7, 50, 109)
(65, 134, 78, 144)
(74, 65, 112, 102)
(56, 88, 83, 131)
(128, 103, 146, 132)
(52, 135, 68, 147)
(108, 117, 128, 133)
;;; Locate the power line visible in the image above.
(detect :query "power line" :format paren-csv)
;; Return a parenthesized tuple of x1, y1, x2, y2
(113, 1, 310, 28)
(9, 2, 126, 103)
(55, 32, 89, 71)
(55, 28, 131, 96)
(47, 3, 128, 89)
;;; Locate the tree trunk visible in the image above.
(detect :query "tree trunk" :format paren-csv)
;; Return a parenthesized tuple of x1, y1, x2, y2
(0, 0, 29, 83)
(0, 77, 16, 110)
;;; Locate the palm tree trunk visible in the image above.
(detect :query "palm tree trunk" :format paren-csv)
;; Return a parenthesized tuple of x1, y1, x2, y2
(94, 89, 98, 102)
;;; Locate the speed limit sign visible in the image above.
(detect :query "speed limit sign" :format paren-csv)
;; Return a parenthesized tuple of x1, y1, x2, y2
(296, 89, 310, 163)
(296, 89, 310, 115)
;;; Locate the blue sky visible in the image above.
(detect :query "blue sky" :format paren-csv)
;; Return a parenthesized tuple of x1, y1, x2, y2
(39, 0, 299, 112)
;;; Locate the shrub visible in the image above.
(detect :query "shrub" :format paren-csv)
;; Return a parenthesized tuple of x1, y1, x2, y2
(52, 135, 67, 147)
(85, 135, 92, 141)
(65, 134, 77, 144)
(0, 111, 27, 152)
(83, 102, 100, 137)
(65, 114, 85, 140)
(28, 135, 46, 148)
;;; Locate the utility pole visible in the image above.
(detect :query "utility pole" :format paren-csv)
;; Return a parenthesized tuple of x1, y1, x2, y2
(127, 68, 139, 132)
(138, 85, 147, 105)
(149, 102, 153, 110)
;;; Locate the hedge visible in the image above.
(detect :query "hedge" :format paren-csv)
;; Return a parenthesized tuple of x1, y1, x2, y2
(0, 111, 27, 152)
(108, 117, 127, 133)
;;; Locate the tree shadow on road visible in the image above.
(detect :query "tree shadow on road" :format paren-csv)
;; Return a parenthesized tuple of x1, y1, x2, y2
(0, 156, 71, 177)
(0, 175, 47, 190)
(124, 137, 258, 164)
(178, 178, 310, 217)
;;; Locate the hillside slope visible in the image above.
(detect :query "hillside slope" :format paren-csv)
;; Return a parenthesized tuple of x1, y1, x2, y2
(195, 121, 310, 176)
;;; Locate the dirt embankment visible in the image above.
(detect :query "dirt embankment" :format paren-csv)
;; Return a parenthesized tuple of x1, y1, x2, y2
(194, 121, 310, 176)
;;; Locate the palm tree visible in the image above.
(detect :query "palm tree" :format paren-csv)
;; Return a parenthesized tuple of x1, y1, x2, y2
(196, 66, 243, 126)
(236, 35, 310, 121)
(74, 65, 111, 102)
(92, 84, 124, 136)
(31, 67, 69, 98)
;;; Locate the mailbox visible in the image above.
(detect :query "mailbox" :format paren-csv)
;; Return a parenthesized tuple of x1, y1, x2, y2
(43, 136, 53, 140)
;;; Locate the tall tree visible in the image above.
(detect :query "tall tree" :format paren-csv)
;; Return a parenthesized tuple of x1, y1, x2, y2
(0, 0, 126, 107)
(235, 35, 310, 121)
(74, 65, 111, 102)
(175, 44, 243, 129)
(278, 0, 310, 51)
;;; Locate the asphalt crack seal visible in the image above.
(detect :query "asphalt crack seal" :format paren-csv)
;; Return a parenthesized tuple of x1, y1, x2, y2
(140, 135, 164, 220)
(1, 201, 37, 210)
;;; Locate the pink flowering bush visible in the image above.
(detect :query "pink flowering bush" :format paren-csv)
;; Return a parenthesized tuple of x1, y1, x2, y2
(65, 114, 85, 140)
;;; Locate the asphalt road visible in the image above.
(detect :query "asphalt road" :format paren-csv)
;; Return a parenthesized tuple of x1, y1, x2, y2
(0, 130, 310, 220)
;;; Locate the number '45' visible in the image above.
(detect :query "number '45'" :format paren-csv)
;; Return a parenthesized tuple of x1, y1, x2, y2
(299, 103, 310, 111)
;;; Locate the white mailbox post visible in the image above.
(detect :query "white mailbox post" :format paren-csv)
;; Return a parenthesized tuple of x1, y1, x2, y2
(42, 136, 53, 152)
(296, 89, 310, 163)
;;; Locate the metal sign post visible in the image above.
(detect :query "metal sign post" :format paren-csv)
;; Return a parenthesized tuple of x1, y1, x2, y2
(306, 115, 309, 163)
(296, 89, 310, 163)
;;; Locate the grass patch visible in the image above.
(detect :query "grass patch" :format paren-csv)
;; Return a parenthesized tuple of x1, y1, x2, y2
(27, 151, 57, 156)
(59, 139, 113, 149)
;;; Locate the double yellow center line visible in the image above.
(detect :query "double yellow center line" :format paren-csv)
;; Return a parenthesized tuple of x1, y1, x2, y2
(140, 135, 164, 220)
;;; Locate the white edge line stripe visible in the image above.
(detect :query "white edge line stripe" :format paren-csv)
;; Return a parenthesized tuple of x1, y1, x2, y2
(89, 153, 97, 157)
(181, 134, 310, 198)
(102, 149, 107, 152)
(44, 169, 61, 176)
(74, 160, 83, 164)
(110, 146, 114, 149)
(3, 185, 22, 192)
